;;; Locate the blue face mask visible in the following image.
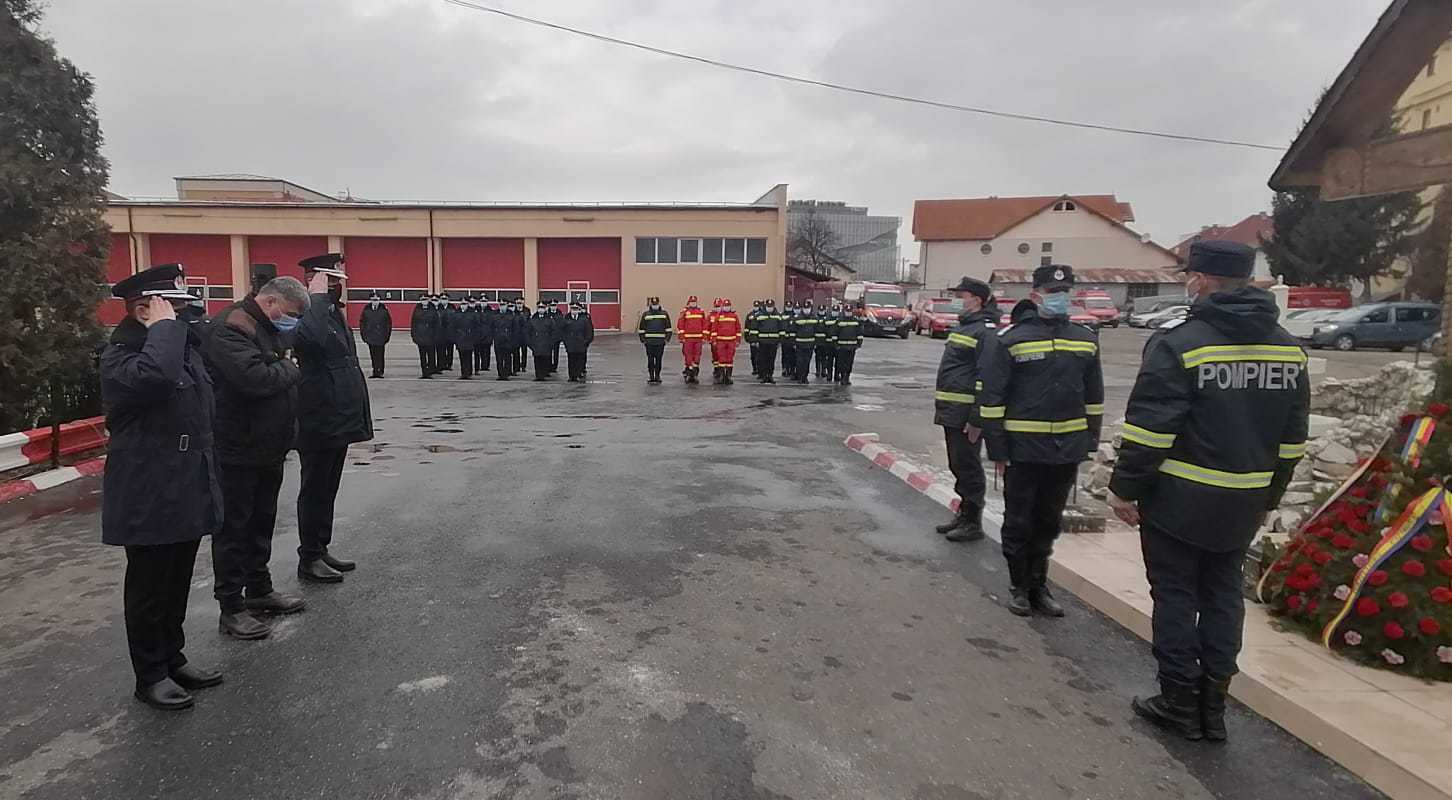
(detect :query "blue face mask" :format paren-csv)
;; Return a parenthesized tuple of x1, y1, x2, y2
(274, 314, 301, 332)
(1041, 292, 1071, 317)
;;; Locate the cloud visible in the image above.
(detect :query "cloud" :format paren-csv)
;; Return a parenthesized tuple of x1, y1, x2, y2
(40, 0, 1387, 248)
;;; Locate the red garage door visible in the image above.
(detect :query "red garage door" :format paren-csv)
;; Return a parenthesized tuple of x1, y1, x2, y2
(99, 234, 134, 325)
(342, 237, 429, 329)
(441, 238, 525, 302)
(148, 233, 233, 313)
(248, 235, 328, 285)
(538, 238, 621, 329)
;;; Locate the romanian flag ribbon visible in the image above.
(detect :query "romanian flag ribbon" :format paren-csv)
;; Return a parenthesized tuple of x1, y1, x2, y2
(1320, 487, 1447, 649)
(1373, 417, 1437, 524)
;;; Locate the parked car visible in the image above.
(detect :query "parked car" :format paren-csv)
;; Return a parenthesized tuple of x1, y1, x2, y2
(1074, 291, 1122, 327)
(1308, 302, 1441, 351)
(998, 306, 1099, 331)
(1281, 308, 1339, 341)
(1129, 299, 1188, 327)
(1133, 305, 1189, 329)
(913, 297, 963, 338)
(1147, 306, 1190, 329)
(845, 282, 913, 338)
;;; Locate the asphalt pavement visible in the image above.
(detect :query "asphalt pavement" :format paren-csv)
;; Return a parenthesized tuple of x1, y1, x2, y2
(0, 332, 1387, 799)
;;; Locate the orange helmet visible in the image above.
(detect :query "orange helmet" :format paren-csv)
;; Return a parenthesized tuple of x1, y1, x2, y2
(722, 298, 733, 307)
(712, 297, 722, 308)
(687, 295, 698, 304)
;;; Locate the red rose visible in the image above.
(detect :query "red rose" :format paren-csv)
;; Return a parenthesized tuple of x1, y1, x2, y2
(1403, 560, 1427, 577)
(1332, 534, 1356, 550)
(1284, 575, 1304, 591)
(1296, 562, 1316, 576)
(1339, 509, 1360, 526)
(1369, 570, 1390, 587)
(1286, 541, 1302, 554)
(1411, 535, 1434, 552)
(1430, 402, 1450, 418)
(1313, 526, 1334, 539)
(1348, 519, 1370, 535)
(1272, 560, 1290, 573)
(1372, 458, 1394, 472)
(1313, 550, 1333, 566)
(1437, 559, 1452, 577)
(1373, 475, 1390, 489)
(1431, 586, 1452, 603)
(1306, 598, 1320, 613)
(1356, 597, 1381, 617)
(1286, 595, 1304, 611)
(1303, 572, 1322, 589)
(1350, 486, 1370, 499)
(1384, 621, 1406, 640)
(1389, 591, 1411, 609)
(1355, 503, 1373, 519)
(1419, 617, 1442, 636)
(1401, 413, 1418, 427)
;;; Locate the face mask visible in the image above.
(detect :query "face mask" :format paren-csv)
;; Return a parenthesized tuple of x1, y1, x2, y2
(274, 314, 301, 332)
(1186, 275, 1205, 302)
(1041, 292, 1071, 317)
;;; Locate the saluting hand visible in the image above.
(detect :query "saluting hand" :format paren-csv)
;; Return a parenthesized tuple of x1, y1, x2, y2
(143, 296, 176, 327)
(308, 272, 329, 294)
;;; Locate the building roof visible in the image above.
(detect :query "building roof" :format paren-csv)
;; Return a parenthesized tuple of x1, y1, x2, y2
(1270, 0, 1452, 197)
(912, 194, 1134, 242)
(1173, 212, 1272, 257)
(988, 268, 1182, 285)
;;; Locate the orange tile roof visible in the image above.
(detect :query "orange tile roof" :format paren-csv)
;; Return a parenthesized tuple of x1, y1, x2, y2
(1173, 213, 1272, 257)
(912, 195, 1135, 241)
(989, 268, 1183, 285)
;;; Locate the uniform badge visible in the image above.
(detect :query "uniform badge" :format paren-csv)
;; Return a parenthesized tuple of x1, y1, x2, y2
(1053, 269, 1064, 281)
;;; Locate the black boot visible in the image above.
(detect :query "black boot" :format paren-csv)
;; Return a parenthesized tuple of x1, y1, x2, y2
(724, 367, 734, 385)
(1028, 557, 1065, 616)
(298, 558, 345, 584)
(1006, 558, 1032, 617)
(946, 504, 985, 542)
(219, 610, 270, 640)
(1200, 675, 1231, 742)
(135, 678, 194, 711)
(935, 512, 967, 535)
(244, 591, 306, 615)
(321, 550, 356, 572)
(1133, 679, 1205, 740)
(170, 663, 224, 690)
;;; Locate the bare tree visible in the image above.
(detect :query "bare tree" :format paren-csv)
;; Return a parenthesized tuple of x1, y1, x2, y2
(788, 208, 852, 279)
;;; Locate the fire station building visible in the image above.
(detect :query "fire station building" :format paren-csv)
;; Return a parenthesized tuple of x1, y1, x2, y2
(100, 175, 788, 330)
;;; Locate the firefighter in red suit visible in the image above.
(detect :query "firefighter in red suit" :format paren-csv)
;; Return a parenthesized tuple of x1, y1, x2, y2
(677, 296, 708, 384)
(706, 298, 722, 381)
(712, 299, 743, 385)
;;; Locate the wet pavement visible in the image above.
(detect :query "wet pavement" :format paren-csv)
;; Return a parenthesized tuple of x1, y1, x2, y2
(0, 333, 1384, 799)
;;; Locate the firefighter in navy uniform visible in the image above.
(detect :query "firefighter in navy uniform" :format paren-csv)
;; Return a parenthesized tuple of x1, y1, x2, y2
(979, 264, 1104, 618)
(754, 299, 783, 383)
(778, 300, 797, 380)
(932, 277, 998, 542)
(791, 301, 817, 383)
(637, 297, 672, 384)
(833, 304, 863, 385)
(816, 303, 837, 381)
(1108, 241, 1309, 743)
(745, 300, 763, 376)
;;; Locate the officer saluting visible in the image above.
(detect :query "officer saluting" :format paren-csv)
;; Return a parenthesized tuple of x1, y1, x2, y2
(979, 264, 1104, 617)
(100, 264, 225, 710)
(1109, 241, 1309, 742)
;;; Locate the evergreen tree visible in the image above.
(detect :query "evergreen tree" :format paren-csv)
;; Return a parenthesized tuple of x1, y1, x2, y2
(0, 0, 111, 433)
(1262, 186, 1422, 292)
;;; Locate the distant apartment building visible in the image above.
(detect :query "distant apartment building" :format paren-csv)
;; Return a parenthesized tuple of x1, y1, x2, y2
(911, 194, 1180, 295)
(787, 200, 901, 281)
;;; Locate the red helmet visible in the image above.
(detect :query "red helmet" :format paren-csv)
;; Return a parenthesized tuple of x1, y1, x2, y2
(687, 295, 698, 304)
(712, 298, 722, 308)
(722, 298, 733, 307)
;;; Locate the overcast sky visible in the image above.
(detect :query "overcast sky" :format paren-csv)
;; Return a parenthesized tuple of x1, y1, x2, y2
(42, 0, 1387, 254)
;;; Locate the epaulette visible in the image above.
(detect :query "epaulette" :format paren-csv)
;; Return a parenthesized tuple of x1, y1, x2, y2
(984, 322, 997, 328)
(1159, 318, 1187, 331)
(997, 324, 1015, 336)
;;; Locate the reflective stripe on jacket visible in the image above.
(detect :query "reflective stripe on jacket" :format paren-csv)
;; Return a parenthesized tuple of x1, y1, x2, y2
(933, 309, 996, 429)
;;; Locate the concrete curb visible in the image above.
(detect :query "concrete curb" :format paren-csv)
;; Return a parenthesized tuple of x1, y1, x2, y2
(0, 456, 105, 504)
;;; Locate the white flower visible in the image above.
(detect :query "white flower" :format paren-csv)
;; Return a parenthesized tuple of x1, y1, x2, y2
(1381, 649, 1406, 666)
(1344, 630, 1363, 646)
(1438, 646, 1452, 664)
(1353, 553, 1371, 569)
(1334, 585, 1352, 601)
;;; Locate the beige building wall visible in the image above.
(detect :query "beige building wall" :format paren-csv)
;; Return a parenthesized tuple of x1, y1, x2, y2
(919, 206, 1176, 291)
(1397, 38, 1452, 133)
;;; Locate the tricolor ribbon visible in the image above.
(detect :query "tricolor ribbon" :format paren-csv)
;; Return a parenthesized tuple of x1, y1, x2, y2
(1374, 417, 1437, 523)
(1320, 487, 1447, 649)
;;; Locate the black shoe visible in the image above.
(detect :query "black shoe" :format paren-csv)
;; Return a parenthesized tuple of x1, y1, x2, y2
(298, 559, 344, 584)
(371, 372, 382, 378)
(219, 610, 270, 640)
(1007, 588, 1033, 617)
(1133, 680, 1205, 740)
(321, 551, 356, 572)
(135, 678, 194, 711)
(1029, 586, 1065, 617)
(170, 663, 224, 690)
(1200, 676, 1231, 742)
(420, 373, 433, 379)
(945, 524, 985, 543)
(244, 591, 306, 615)
(935, 515, 966, 535)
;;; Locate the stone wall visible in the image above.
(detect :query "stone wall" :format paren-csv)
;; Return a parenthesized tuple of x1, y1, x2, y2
(1082, 361, 1436, 535)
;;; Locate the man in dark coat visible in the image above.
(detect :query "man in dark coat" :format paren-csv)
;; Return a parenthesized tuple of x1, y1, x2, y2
(548, 303, 564, 375)
(454, 298, 483, 380)
(437, 294, 456, 372)
(203, 277, 311, 641)
(294, 254, 374, 584)
(563, 302, 596, 382)
(493, 302, 514, 380)
(359, 291, 392, 378)
(512, 300, 530, 374)
(528, 301, 555, 381)
(410, 295, 439, 378)
(476, 298, 494, 373)
(101, 263, 225, 711)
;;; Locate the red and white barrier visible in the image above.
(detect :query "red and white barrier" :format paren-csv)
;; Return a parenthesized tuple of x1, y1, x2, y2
(0, 456, 106, 504)
(0, 417, 108, 472)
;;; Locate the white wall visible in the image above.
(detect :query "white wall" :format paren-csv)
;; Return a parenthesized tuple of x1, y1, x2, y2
(919, 205, 1177, 292)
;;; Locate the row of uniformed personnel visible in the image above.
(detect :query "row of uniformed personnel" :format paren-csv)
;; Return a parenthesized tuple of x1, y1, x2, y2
(743, 299, 864, 385)
(930, 243, 1308, 743)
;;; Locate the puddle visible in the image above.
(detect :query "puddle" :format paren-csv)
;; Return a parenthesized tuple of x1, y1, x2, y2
(426, 444, 459, 453)
(431, 428, 464, 434)
(565, 444, 583, 449)
(373, 454, 395, 461)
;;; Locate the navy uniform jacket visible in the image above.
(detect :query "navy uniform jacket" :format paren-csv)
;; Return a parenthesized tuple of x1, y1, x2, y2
(294, 294, 373, 450)
(1110, 288, 1309, 552)
(933, 307, 997, 430)
(100, 318, 223, 546)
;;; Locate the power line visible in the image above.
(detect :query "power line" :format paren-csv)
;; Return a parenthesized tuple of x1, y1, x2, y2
(441, 0, 1283, 152)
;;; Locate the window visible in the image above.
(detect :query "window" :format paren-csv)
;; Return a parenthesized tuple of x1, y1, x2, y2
(1017, 242, 1030, 255)
(1424, 109, 1434, 130)
(746, 238, 767, 264)
(635, 237, 656, 264)
(589, 290, 620, 303)
(402, 289, 428, 301)
(979, 243, 992, 255)
(1396, 307, 1438, 322)
(1040, 256, 1053, 267)
(703, 238, 724, 264)
(208, 285, 234, 300)
(538, 290, 567, 303)
(656, 237, 678, 264)
(1041, 242, 1053, 253)
(498, 290, 524, 302)
(1362, 309, 1389, 323)
(680, 238, 700, 263)
(1126, 284, 1159, 301)
(1052, 200, 1077, 212)
(723, 238, 745, 264)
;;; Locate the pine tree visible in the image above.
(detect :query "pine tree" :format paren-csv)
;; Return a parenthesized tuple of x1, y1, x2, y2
(0, 0, 111, 433)
(1262, 186, 1423, 292)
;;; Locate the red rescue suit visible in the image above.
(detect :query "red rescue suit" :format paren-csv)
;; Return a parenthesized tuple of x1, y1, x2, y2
(678, 306, 708, 368)
(711, 310, 743, 368)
